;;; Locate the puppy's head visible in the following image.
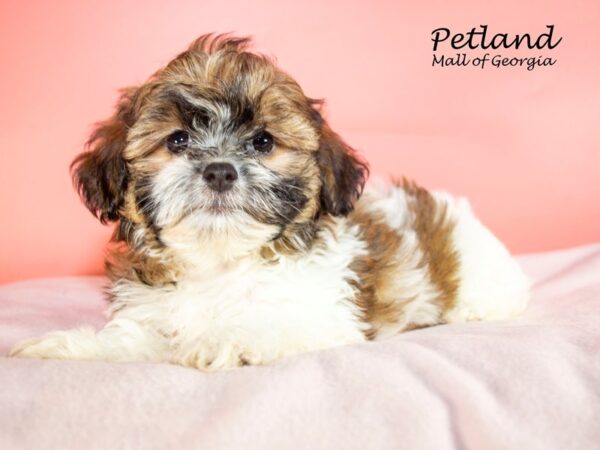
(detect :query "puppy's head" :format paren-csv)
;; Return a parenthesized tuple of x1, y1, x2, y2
(73, 34, 368, 259)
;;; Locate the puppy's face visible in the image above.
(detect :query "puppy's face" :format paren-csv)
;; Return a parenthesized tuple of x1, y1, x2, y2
(73, 35, 367, 259)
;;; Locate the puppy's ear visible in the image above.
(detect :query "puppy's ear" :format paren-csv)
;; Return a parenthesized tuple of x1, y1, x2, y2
(314, 110, 369, 216)
(71, 88, 139, 224)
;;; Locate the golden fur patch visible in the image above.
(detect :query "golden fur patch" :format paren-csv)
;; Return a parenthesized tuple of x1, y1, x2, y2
(105, 240, 179, 289)
(348, 181, 460, 338)
(348, 207, 404, 339)
(401, 179, 460, 312)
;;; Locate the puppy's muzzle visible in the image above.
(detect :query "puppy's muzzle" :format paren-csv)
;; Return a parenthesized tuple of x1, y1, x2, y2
(203, 162, 238, 193)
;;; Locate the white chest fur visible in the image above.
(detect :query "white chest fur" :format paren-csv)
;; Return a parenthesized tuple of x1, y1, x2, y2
(110, 218, 369, 367)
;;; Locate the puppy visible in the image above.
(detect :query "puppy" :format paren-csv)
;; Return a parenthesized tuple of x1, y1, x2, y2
(10, 35, 529, 370)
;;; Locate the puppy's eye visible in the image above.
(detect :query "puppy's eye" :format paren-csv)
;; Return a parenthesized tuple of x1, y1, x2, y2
(166, 130, 189, 153)
(251, 131, 274, 153)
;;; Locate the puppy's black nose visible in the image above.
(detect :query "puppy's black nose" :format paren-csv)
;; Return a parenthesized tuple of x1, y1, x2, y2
(202, 162, 238, 192)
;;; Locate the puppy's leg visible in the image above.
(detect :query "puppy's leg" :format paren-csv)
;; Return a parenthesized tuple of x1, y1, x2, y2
(9, 317, 168, 363)
(171, 332, 272, 372)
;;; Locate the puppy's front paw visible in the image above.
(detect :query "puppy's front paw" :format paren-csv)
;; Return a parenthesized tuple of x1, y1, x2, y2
(172, 337, 266, 371)
(9, 333, 72, 360)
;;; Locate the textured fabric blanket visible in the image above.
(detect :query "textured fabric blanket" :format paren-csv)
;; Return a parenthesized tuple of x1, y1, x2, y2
(1, 244, 599, 450)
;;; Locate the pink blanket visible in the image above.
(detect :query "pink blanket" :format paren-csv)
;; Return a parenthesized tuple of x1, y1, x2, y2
(1, 244, 599, 450)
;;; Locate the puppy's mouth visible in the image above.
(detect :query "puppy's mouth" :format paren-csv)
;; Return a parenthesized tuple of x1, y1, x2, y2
(207, 202, 236, 214)
(204, 195, 241, 215)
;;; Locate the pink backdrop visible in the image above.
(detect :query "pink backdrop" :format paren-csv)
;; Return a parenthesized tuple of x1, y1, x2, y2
(1, 0, 599, 284)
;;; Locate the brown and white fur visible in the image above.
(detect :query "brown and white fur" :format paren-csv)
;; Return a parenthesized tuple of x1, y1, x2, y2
(10, 35, 529, 370)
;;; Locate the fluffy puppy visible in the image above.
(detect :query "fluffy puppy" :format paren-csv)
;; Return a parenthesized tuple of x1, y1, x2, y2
(10, 35, 529, 370)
